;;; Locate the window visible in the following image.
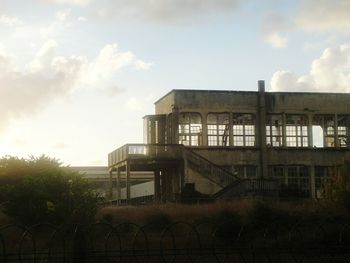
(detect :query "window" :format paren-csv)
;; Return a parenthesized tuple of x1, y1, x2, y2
(266, 115, 283, 147)
(313, 115, 335, 147)
(285, 115, 308, 147)
(233, 165, 257, 179)
(232, 114, 255, 146)
(207, 113, 230, 146)
(178, 113, 202, 146)
(338, 115, 350, 147)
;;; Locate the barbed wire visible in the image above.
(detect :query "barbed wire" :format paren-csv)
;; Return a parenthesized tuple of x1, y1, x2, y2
(1, 219, 350, 262)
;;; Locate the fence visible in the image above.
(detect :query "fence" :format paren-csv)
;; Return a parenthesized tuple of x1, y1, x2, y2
(1, 219, 350, 262)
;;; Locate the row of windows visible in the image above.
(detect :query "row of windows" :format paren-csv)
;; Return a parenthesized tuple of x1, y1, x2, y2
(270, 166, 330, 198)
(178, 113, 350, 148)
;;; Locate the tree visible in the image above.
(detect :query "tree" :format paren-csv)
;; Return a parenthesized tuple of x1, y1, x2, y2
(0, 155, 102, 225)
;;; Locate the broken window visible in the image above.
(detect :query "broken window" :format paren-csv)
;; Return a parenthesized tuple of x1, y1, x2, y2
(312, 115, 335, 147)
(338, 115, 350, 147)
(178, 113, 202, 146)
(232, 113, 255, 146)
(285, 115, 308, 147)
(207, 113, 230, 146)
(266, 114, 283, 147)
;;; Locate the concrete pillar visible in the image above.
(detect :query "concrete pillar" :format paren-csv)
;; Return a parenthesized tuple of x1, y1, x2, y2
(229, 112, 233, 146)
(154, 169, 161, 202)
(172, 106, 179, 144)
(126, 161, 131, 201)
(257, 80, 268, 178)
(117, 167, 121, 202)
(160, 170, 167, 203)
(335, 114, 339, 148)
(310, 165, 316, 199)
(108, 169, 113, 200)
(282, 113, 287, 147)
(308, 114, 313, 148)
(202, 112, 208, 146)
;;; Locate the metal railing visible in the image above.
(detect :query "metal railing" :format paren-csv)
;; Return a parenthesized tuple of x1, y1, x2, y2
(108, 144, 239, 188)
(184, 148, 238, 188)
(108, 144, 184, 166)
(1, 219, 350, 262)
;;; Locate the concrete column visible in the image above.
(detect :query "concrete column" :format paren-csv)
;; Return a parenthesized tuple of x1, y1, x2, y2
(108, 169, 113, 200)
(335, 114, 339, 148)
(229, 112, 233, 146)
(202, 112, 208, 146)
(160, 170, 167, 203)
(154, 169, 161, 202)
(282, 113, 287, 147)
(172, 106, 179, 144)
(117, 167, 121, 202)
(308, 114, 313, 148)
(126, 161, 131, 201)
(257, 80, 268, 178)
(310, 165, 316, 199)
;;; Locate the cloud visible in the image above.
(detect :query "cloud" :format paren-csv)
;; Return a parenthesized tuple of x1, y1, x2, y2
(271, 44, 350, 93)
(0, 15, 23, 27)
(261, 14, 288, 48)
(0, 40, 151, 130)
(296, 0, 350, 34)
(94, 0, 240, 24)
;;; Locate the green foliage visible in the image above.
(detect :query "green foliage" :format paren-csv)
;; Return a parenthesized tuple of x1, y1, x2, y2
(325, 163, 350, 212)
(0, 155, 102, 225)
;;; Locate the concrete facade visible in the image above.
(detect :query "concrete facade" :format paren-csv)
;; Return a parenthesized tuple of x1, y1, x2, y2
(109, 81, 350, 201)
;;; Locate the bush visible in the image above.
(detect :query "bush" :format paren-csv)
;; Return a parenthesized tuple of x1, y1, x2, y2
(0, 155, 102, 225)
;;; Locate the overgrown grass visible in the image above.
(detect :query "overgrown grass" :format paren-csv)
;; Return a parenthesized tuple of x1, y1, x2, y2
(96, 199, 343, 227)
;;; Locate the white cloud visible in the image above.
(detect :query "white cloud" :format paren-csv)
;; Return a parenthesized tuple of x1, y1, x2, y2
(0, 15, 23, 27)
(262, 14, 288, 49)
(264, 32, 288, 49)
(135, 60, 153, 70)
(0, 40, 151, 131)
(271, 44, 350, 93)
(94, 0, 239, 24)
(296, 0, 350, 34)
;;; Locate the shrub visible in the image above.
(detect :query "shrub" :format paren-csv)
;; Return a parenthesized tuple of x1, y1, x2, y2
(0, 155, 102, 225)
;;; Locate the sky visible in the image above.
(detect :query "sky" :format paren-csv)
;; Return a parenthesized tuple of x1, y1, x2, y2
(1, 0, 350, 166)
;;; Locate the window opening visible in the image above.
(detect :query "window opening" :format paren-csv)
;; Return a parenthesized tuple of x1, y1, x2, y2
(313, 115, 335, 147)
(178, 113, 202, 146)
(266, 115, 283, 147)
(338, 115, 350, 147)
(232, 114, 255, 146)
(285, 115, 308, 147)
(207, 113, 230, 146)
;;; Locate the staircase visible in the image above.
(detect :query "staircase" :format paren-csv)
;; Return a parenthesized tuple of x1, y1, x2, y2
(183, 147, 239, 190)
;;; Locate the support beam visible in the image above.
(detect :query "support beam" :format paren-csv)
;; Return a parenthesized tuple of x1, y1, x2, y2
(154, 169, 161, 202)
(117, 167, 121, 203)
(258, 80, 268, 178)
(126, 161, 131, 201)
(108, 169, 113, 200)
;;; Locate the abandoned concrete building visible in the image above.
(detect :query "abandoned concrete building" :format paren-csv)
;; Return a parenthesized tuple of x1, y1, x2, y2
(108, 80, 350, 203)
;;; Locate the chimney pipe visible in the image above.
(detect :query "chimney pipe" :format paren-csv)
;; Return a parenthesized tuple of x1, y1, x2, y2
(258, 80, 265, 92)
